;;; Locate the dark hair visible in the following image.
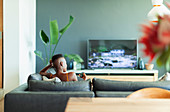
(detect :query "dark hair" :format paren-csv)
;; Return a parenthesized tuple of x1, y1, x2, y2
(52, 54, 63, 62)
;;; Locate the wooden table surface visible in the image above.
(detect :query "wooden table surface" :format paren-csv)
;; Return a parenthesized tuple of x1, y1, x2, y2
(65, 97, 170, 112)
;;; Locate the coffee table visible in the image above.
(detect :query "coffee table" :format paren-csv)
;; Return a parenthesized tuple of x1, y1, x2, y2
(65, 97, 170, 112)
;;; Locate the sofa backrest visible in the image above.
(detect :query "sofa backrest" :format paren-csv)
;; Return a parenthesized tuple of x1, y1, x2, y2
(27, 73, 92, 91)
(93, 78, 170, 91)
(27, 73, 84, 84)
(29, 79, 91, 91)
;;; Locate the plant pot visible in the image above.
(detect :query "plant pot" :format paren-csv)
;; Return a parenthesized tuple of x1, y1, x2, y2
(159, 72, 170, 81)
(73, 61, 81, 70)
(145, 63, 154, 70)
(73, 61, 77, 70)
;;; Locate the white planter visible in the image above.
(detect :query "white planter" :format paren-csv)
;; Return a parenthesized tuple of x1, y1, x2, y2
(159, 72, 170, 81)
(73, 61, 77, 70)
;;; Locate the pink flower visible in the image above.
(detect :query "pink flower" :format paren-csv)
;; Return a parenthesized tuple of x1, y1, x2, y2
(165, 2, 170, 8)
(158, 15, 170, 45)
(139, 1, 170, 70)
(139, 22, 166, 63)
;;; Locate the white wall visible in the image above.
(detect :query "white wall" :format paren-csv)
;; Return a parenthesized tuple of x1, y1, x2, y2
(19, 0, 36, 85)
(3, 0, 20, 93)
(3, 0, 36, 93)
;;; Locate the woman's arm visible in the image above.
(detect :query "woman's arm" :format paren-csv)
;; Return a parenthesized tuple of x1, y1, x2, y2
(68, 72, 78, 81)
(39, 60, 54, 78)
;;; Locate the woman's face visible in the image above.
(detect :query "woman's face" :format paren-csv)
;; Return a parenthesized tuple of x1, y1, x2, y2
(62, 58, 67, 72)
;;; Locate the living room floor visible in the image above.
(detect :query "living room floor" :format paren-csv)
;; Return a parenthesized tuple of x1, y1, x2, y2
(0, 98, 4, 112)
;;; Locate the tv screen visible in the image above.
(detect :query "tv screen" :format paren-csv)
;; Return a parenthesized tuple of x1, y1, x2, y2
(88, 39, 137, 69)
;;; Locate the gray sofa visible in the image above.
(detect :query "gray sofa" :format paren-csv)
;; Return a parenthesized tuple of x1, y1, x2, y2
(5, 74, 170, 112)
(5, 74, 94, 112)
(93, 78, 170, 97)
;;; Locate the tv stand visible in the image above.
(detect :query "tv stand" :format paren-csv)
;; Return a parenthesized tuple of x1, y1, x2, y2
(68, 69, 158, 81)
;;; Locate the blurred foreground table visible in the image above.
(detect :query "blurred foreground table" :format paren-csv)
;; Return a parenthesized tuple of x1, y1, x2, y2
(65, 97, 170, 112)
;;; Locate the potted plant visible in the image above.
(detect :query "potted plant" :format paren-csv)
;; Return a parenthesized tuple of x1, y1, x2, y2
(64, 54, 84, 70)
(34, 15, 74, 65)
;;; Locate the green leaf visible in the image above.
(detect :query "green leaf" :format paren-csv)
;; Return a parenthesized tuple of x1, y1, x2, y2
(98, 46, 108, 52)
(34, 50, 44, 61)
(66, 54, 84, 63)
(156, 47, 170, 67)
(59, 15, 74, 35)
(165, 46, 170, 72)
(40, 30, 49, 45)
(73, 54, 84, 63)
(165, 56, 170, 72)
(50, 20, 59, 45)
(64, 54, 68, 57)
(156, 55, 164, 67)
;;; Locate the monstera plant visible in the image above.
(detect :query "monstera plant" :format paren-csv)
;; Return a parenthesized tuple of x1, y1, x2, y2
(34, 15, 74, 65)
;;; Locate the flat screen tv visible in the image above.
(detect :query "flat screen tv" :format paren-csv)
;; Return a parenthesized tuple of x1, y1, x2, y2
(87, 39, 138, 69)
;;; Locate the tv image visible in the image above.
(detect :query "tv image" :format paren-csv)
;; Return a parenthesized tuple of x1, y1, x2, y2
(88, 39, 137, 69)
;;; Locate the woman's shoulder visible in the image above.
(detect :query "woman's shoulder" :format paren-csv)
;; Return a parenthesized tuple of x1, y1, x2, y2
(67, 72, 76, 76)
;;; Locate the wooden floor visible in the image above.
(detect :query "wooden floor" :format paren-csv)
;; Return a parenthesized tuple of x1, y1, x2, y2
(0, 98, 4, 112)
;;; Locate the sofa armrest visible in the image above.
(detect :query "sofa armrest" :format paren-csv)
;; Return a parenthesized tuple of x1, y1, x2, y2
(10, 83, 28, 92)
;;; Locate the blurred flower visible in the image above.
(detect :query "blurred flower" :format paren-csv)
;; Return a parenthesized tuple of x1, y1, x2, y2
(158, 15, 170, 45)
(139, 3, 170, 71)
(165, 2, 170, 8)
(139, 22, 166, 63)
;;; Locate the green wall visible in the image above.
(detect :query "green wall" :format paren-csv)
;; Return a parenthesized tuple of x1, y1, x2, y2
(36, 0, 166, 77)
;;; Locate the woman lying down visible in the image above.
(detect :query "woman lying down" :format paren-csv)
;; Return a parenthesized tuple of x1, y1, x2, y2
(40, 54, 86, 82)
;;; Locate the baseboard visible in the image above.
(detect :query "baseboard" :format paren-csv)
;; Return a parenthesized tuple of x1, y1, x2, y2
(0, 89, 3, 100)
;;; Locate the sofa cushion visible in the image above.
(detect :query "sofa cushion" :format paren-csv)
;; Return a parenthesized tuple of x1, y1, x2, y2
(93, 78, 170, 91)
(29, 80, 91, 91)
(95, 91, 133, 97)
(27, 73, 42, 84)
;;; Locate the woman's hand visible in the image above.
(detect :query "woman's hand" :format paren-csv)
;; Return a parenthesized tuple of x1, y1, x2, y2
(49, 59, 53, 67)
(79, 72, 86, 80)
(48, 73, 55, 79)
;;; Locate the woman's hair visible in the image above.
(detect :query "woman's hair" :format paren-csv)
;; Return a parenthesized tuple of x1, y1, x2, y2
(52, 54, 63, 63)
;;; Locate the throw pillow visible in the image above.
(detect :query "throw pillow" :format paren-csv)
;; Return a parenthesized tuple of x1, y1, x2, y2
(42, 76, 61, 82)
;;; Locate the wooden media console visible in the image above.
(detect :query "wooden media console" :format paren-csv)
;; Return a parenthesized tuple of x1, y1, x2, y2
(68, 69, 158, 81)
